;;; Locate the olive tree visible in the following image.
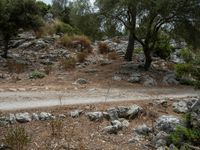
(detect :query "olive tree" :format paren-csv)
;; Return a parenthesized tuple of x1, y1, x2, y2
(0, 0, 42, 58)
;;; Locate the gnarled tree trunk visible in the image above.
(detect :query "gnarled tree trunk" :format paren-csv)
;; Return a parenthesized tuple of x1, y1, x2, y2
(143, 46, 152, 70)
(124, 32, 134, 61)
(2, 40, 9, 58)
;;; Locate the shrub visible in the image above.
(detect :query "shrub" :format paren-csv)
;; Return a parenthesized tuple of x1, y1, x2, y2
(98, 42, 110, 54)
(35, 20, 80, 38)
(60, 34, 92, 52)
(135, 48, 143, 54)
(29, 71, 46, 79)
(44, 65, 52, 75)
(76, 52, 87, 63)
(4, 126, 31, 150)
(59, 57, 76, 70)
(180, 47, 193, 63)
(107, 52, 119, 60)
(50, 119, 64, 138)
(7, 59, 27, 74)
(175, 63, 193, 78)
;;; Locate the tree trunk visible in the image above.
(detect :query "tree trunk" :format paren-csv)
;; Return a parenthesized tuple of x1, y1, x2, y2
(2, 40, 9, 58)
(124, 33, 135, 61)
(143, 47, 152, 70)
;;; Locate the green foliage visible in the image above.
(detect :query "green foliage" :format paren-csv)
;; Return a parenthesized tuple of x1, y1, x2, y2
(175, 63, 193, 78)
(180, 47, 193, 63)
(29, 71, 46, 79)
(4, 126, 31, 150)
(153, 34, 172, 59)
(36, 1, 49, 16)
(135, 48, 143, 54)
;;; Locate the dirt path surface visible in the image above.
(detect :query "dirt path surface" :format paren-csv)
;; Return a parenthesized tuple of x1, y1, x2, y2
(0, 87, 199, 110)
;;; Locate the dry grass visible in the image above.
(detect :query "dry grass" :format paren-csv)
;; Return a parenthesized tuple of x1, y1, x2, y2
(59, 57, 76, 70)
(3, 126, 31, 150)
(98, 42, 110, 54)
(7, 60, 26, 74)
(60, 34, 92, 52)
(76, 52, 87, 63)
(108, 52, 119, 60)
(50, 119, 64, 138)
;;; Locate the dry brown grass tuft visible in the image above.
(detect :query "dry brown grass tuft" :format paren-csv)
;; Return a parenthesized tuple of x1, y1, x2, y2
(7, 60, 26, 74)
(76, 52, 87, 63)
(59, 57, 76, 70)
(98, 42, 110, 54)
(107, 52, 119, 60)
(50, 119, 64, 138)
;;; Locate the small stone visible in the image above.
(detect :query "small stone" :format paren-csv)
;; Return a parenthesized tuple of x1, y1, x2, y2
(107, 108, 119, 121)
(155, 115, 180, 133)
(127, 105, 143, 119)
(112, 75, 122, 81)
(75, 78, 88, 84)
(103, 125, 118, 134)
(134, 124, 151, 135)
(15, 112, 31, 123)
(152, 131, 169, 148)
(173, 101, 188, 113)
(32, 113, 39, 121)
(9, 114, 16, 124)
(121, 119, 130, 128)
(69, 110, 83, 118)
(39, 112, 54, 121)
(111, 120, 123, 129)
(86, 112, 103, 121)
(58, 114, 66, 119)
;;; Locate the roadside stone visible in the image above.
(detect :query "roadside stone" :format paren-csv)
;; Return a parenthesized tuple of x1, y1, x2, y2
(0, 117, 9, 126)
(75, 78, 88, 84)
(107, 108, 119, 121)
(112, 75, 122, 81)
(58, 114, 66, 119)
(9, 114, 16, 124)
(15, 112, 32, 123)
(103, 112, 110, 120)
(128, 73, 141, 83)
(103, 125, 118, 134)
(156, 100, 168, 108)
(173, 101, 188, 113)
(152, 131, 169, 148)
(121, 119, 130, 128)
(155, 115, 181, 133)
(163, 73, 179, 85)
(86, 112, 103, 121)
(143, 76, 157, 87)
(111, 120, 123, 129)
(117, 106, 129, 118)
(99, 59, 112, 66)
(39, 112, 54, 121)
(32, 113, 39, 121)
(134, 124, 151, 135)
(127, 105, 143, 119)
(69, 110, 83, 118)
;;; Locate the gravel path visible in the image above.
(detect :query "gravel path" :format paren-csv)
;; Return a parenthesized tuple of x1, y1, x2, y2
(0, 87, 199, 110)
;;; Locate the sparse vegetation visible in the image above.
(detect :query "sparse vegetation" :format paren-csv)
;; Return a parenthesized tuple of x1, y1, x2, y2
(107, 52, 118, 60)
(59, 57, 76, 70)
(50, 119, 64, 138)
(76, 52, 87, 63)
(180, 47, 193, 63)
(29, 71, 46, 79)
(98, 42, 110, 54)
(4, 126, 31, 150)
(7, 60, 27, 74)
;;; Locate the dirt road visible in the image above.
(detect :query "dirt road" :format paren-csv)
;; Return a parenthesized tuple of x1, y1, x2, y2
(0, 87, 199, 110)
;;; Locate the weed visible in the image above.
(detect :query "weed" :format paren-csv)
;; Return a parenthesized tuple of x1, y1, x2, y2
(50, 119, 64, 138)
(59, 57, 76, 70)
(98, 42, 110, 54)
(7, 59, 26, 74)
(107, 52, 118, 60)
(44, 65, 52, 75)
(76, 52, 87, 63)
(4, 126, 31, 150)
(29, 71, 46, 79)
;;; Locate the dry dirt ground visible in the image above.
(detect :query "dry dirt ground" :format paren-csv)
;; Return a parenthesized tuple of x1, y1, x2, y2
(0, 100, 183, 150)
(0, 58, 199, 150)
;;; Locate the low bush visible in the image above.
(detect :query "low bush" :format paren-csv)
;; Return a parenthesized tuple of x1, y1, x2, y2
(50, 119, 64, 138)
(180, 47, 193, 63)
(98, 42, 110, 54)
(175, 63, 193, 78)
(76, 52, 87, 63)
(4, 126, 31, 150)
(107, 52, 118, 60)
(29, 71, 46, 79)
(60, 34, 92, 52)
(59, 57, 76, 70)
(135, 48, 143, 54)
(7, 59, 27, 74)
(44, 65, 52, 75)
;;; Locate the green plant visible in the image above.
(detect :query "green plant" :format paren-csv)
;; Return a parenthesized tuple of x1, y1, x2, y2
(29, 71, 46, 79)
(168, 126, 200, 147)
(175, 63, 193, 78)
(4, 126, 31, 150)
(180, 47, 193, 63)
(98, 42, 110, 54)
(59, 57, 76, 70)
(135, 48, 143, 54)
(50, 119, 64, 138)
